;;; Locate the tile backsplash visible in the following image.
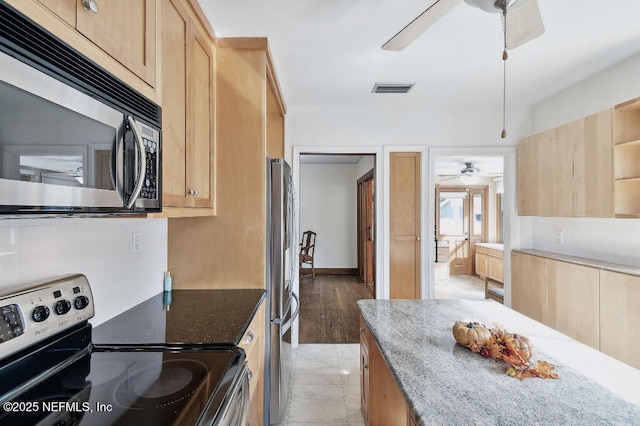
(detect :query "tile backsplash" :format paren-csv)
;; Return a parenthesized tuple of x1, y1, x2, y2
(0, 217, 167, 325)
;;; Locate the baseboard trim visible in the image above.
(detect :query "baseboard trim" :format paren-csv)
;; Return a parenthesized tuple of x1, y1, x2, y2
(300, 268, 358, 276)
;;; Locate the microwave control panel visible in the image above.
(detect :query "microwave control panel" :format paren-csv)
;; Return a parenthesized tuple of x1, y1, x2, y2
(140, 124, 160, 201)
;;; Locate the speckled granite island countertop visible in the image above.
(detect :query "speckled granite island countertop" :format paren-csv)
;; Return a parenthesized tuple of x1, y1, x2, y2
(358, 299, 640, 425)
(93, 289, 266, 346)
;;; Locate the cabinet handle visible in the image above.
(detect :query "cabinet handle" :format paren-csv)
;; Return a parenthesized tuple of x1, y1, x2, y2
(362, 363, 368, 370)
(243, 331, 254, 345)
(187, 189, 200, 196)
(81, 0, 99, 14)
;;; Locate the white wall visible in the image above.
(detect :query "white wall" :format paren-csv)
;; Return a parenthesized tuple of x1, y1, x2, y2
(299, 162, 365, 269)
(526, 52, 640, 266)
(286, 105, 532, 148)
(0, 217, 167, 325)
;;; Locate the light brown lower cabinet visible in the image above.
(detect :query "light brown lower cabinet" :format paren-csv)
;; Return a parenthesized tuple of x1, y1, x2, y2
(511, 251, 548, 324)
(238, 300, 265, 426)
(546, 259, 600, 349)
(360, 315, 414, 426)
(599, 271, 640, 370)
(512, 251, 640, 369)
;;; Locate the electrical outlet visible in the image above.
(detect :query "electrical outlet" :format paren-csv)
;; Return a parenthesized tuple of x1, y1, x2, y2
(132, 231, 142, 253)
(554, 230, 563, 244)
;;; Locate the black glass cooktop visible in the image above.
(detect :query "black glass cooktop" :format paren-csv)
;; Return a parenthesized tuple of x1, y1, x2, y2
(0, 326, 242, 426)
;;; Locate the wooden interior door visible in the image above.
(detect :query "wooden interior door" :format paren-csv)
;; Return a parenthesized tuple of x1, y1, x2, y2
(357, 169, 375, 294)
(436, 186, 487, 276)
(389, 152, 421, 299)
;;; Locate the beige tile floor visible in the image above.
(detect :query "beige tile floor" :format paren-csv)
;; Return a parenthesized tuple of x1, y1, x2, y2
(279, 344, 364, 426)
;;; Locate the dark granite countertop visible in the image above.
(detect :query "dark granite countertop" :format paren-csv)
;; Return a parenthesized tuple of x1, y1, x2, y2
(358, 299, 640, 426)
(93, 289, 266, 346)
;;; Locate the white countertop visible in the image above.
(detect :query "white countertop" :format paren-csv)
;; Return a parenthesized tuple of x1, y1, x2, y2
(358, 299, 640, 425)
(513, 248, 640, 277)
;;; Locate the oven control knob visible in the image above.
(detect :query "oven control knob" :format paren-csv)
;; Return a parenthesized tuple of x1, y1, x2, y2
(54, 299, 72, 315)
(74, 295, 90, 310)
(32, 305, 50, 322)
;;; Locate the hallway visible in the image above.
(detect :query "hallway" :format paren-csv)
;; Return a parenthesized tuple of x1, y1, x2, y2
(298, 274, 373, 343)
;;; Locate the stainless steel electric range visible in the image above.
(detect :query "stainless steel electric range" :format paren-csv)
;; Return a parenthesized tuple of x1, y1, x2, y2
(0, 275, 250, 426)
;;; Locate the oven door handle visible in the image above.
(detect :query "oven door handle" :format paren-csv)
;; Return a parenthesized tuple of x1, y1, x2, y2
(125, 115, 146, 209)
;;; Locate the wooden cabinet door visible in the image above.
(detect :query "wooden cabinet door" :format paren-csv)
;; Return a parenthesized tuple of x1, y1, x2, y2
(36, 0, 76, 25)
(511, 252, 548, 324)
(546, 259, 600, 349)
(600, 271, 640, 369)
(556, 110, 613, 217)
(359, 315, 371, 423)
(161, 0, 189, 206)
(187, 23, 214, 209)
(368, 325, 408, 426)
(161, 0, 213, 211)
(76, 0, 156, 86)
(390, 152, 421, 299)
(517, 129, 556, 216)
(488, 256, 503, 281)
(475, 252, 488, 278)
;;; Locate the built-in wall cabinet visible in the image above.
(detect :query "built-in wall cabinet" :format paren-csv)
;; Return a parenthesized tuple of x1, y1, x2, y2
(518, 98, 640, 218)
(6, 0, 158, 101)
(512, 250, 640, 369)
(517, 109, 614, 217)
(159, 0, 215, 216)
(168, 38, 286, 289)
(612, 97, 640, 217)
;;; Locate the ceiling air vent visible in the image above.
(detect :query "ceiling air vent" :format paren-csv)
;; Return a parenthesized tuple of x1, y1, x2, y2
(372, 82, 415, 94)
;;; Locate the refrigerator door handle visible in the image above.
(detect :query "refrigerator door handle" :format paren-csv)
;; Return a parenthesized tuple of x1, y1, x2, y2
(282, 292, 300, 332)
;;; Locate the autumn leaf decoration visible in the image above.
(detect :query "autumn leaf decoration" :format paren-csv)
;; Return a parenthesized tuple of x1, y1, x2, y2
(456, 322, 560, 380)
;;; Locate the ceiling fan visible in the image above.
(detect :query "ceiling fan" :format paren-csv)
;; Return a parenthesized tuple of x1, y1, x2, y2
(382, 0, 545, 51)
(383, 0, 544, 138)
(437, 162, 500, 183)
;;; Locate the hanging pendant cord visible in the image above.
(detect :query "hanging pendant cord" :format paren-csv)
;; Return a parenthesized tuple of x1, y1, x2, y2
(501, 6, 508, 139)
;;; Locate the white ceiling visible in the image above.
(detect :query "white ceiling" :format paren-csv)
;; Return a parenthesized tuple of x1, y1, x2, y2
(199, 0, 640, 110)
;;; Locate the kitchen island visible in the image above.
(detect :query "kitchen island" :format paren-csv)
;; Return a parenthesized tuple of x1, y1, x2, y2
(358, 299, 640, 425)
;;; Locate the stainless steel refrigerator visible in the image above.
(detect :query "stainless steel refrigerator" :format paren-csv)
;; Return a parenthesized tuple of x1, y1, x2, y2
(265, 158, 300, 425)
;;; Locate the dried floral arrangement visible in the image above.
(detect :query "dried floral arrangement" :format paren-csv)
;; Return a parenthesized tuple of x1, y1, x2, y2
(452, 321, 560, 380)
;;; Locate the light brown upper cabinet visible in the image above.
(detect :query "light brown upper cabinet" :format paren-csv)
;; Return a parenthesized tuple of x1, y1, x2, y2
(168, 38, 286, 289)
(10, 0, 157, 98)
(159, 0, 215, 216)
(517, 109, 613, 217)
(517, 128, 556, 216)
(612, 98, 640, 217)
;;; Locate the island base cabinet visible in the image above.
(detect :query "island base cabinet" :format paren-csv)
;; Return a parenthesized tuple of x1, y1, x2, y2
(599, 271, 640, 370)
(361, 315, 414, 426)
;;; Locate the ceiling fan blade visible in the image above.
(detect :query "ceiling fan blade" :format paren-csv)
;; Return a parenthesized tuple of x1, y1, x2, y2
(503, 0, 545, 50)
(382, 0, 461, 51)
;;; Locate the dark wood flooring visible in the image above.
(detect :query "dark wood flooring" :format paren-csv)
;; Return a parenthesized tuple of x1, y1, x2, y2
(298, 274, 373, 344)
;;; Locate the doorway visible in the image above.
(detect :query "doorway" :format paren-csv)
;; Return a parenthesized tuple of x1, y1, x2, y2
(296, 153, 377, 343)
(433, 155, 505, 300)
(436, 185, 488, 276)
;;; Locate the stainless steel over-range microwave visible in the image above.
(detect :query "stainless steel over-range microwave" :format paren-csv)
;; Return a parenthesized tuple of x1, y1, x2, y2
(0, 2, 162, 216)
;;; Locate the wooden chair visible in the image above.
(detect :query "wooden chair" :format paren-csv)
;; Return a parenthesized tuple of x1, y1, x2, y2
(299, 230, 316, 278)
